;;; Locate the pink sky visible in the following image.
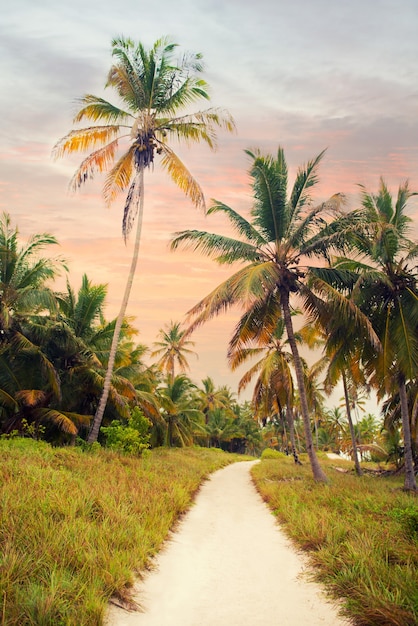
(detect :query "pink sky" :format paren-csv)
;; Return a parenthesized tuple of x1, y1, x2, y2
(1, 0, 418, 407)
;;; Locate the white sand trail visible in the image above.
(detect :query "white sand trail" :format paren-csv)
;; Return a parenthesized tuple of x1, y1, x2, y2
(106, 460, 349, 626)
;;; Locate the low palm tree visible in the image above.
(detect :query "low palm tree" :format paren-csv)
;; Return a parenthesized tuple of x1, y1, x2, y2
(53, 36, 235, 442)
(0, 212, 66, 332)
(321, 323, 366, 474)
(205, 408, 237, 448)
(197, 376, 234, 424)
(229, 316, 301, 463)
(151, 320, 197, 383)
(171, 147, 364, 482)
(158, 374, 204, 447)
(54, 275, 140, 425)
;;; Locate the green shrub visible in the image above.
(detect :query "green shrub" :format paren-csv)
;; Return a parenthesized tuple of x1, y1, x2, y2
(261, 448, 287, 459)
(101, 407, 151, 456)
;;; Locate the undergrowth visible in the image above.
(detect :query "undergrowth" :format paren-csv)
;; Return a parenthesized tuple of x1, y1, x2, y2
(0, 439, 242, 625)
(251, 454, 418, 626)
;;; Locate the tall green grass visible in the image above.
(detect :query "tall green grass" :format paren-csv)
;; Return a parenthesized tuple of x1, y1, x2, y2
(0, 439, 240, 625)
(251, 455, 418, 626)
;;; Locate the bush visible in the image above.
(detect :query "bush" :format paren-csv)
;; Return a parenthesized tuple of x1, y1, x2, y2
(261, 448, 287, 460)
(101, 407, 151, 456)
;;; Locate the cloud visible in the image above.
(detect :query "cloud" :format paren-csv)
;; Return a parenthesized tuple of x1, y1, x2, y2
(1, 0, 418, 399)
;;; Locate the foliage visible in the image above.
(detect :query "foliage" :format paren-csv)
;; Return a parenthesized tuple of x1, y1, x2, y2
(260, 448, 287, 459)
(101, 407, 151, 455)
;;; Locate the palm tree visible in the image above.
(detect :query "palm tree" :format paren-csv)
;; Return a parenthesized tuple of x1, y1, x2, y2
(197, 376, 235, 424)
(205, 407, 237, 448)
(56, 274, 107, 345)
(334, 179, 418, 490)
(53, 275, 139, 424)
(158, 374, 204, 447)
(321, 407, 347, 453)
(228, 316, 301, 463)
(151, 320, 197, 383)
(171, 147, 363, 482)
(320, 322, 366, 474)
(0, 212, 66, 332)
(53, 36, 235, 442)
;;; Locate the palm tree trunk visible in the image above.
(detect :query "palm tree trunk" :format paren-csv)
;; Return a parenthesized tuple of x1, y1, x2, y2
(281, 290, 327, 482)
(286, 404, 302, 465)
(398, 375, 417, 491)
(87, 169, 145, 443)
(342, 370, 362, 476)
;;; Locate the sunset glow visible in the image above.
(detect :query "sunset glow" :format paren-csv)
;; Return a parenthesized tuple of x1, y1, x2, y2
(1, 0, 418, 402)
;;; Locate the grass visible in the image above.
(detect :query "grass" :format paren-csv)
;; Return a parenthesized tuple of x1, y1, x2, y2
(0, 439, 245, 625)
(251, 454, 418, 626)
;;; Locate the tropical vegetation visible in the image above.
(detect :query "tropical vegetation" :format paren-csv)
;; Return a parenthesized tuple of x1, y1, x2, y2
(170, 147, 418, 488)
(2, 29, 417, 626)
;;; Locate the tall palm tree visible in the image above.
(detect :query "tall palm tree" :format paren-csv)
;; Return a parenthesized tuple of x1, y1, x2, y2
(334, 179, 418, 490)
(171, 147, 365, 482)
(151, 320, 197, 383)
(53, 36, 235, 442)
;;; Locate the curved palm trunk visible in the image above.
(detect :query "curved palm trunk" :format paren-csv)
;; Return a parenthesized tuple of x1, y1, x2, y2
(87, 169, 145, 443)
(342, 370, 362, 476)
(281, 291, 327, 482)
(398, 376, 417, 491)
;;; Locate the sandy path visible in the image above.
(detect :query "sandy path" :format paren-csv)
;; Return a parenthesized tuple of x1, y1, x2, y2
(106, 461, 349, 626)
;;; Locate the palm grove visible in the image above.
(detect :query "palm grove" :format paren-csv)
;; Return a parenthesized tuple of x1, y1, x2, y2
(2, 36, 417, 490)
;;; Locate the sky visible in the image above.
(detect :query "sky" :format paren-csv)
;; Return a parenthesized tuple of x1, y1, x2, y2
(1, 0, 418, 408)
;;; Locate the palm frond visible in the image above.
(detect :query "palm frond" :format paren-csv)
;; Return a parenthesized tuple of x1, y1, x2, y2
(246, 148, 288, 242)
(302, 276, 380, 350)
(68, 140, 120, 192)
(186, 262, 279, 332)
(228, 291, 282, 353)
(73, 95, 132, 124)
(159, 145, 205, 209)
(102, 146, 135, 207)
(289, 149, 326, 219)
(171, 229, 260, 264)
(0, 389, 18, 411)
(161, 109, 235, 147)
(32, 408, 81, 435)
(294, 194, 349, 256)
(207, 201, 266, 246)
(52, 126, 121, 159)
